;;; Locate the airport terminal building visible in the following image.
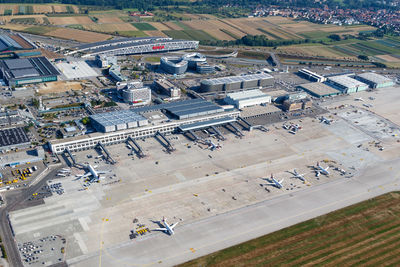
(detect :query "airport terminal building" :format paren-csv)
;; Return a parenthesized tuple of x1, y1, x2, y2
(49, 99, 239, 154)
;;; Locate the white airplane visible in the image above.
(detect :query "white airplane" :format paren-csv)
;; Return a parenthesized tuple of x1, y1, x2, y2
(320, 116, 332, 125)
(57, 173, 67, 177)
(290, 169, 306, 182)
(316, 162, 330, 176)
(355, 97, 364, 101)
(58, 169, 71, 173)
(263, 174, 284, 189)
(153, 217, 179, 235)
(75, 164, 108, 182)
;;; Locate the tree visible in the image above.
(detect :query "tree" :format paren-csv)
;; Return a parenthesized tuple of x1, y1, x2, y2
(81, 117, 90, 125)
(328, 34, 341, 41)
(358, 55, 369, 61)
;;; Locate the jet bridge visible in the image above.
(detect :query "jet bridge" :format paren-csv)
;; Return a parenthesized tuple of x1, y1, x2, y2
(64, 147, 77, 166)
(187, 130, 200, 142)
(96, 142, 116, 164)
(237, 117, 253, 131)
(226, 122, 244, 137)
(210, 125, 225, 141)
(126, 136, 145, 158)
(252, 125, 269, 132)
(155, 131, 175, 152)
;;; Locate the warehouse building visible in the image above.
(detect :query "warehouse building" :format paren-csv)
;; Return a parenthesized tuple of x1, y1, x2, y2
(224, 89, 271, 109)
(0, 33, 36, 52)
(327, 75, 368, 94)
(200, 73, 274, 92)
(0, 127, 30, 152)
(356, 72, 395, 89)
(298, 69, 326, 82)
(299, 82, 341, 98)
(0, 57, 59, 86)
(95, 54, 117, 68)
(153, 79, 181, 99)
(118, 81, 151, 106)
(90, 109, 148, 133)
(160, 56, 188, 74)
(0, 148, 44, 168)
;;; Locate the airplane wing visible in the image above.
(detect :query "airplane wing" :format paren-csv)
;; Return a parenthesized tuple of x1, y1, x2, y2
(264, 182, 275, 185)
(153, 227, 167, 232)
(170, 222, 179, 229)
(325, 166, 329, 170)
(96, 170, 108, 174)
(76, 172, 91, 179)
(279, 179, 284, 184)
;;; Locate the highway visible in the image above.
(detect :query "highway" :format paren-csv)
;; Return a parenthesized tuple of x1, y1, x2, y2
(0, 168, 61, 267)
(67, 157, 400, 267)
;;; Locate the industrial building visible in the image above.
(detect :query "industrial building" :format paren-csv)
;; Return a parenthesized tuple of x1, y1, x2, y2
(0, 148, 44, 168)
(298, 69, 326, 82)
(0, 127, 30, 152)
(299, 82, 341, 98)
(95, 54, 117, 68)
(224, 89, 271, 109)
(70, 37, 199, 58)
(0, 57, 59, 86)
(90, 109, 148, 133)
(153, 79, 181, 99)
(356, 73, 395, 89)
(118, 81, 151, 106)
(50, 100, 239, 154)
(327, 75, 369, 94)
(0, 33, 36, 52)
(283, 98, 312, 111)
(109, 64, 128, 82)
(160, 56, 188, 74)
(200, 73, 274, 93)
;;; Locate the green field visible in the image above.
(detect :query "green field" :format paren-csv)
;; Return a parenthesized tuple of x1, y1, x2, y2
(22, 26, 54, 35)
(131, 22, 157, 31)
(173, 21, 192, 30)
(180, 192, 400, 267)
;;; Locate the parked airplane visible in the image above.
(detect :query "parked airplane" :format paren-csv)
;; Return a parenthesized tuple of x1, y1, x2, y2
(290, 169, 306, 182)
(315, 162, 330, 176)
(153, 217, 179, 235)
(263, 174, 284, 189)
(320, 116, 333, 125)
(57, 173, 67, 177)
(355, 97, 364, 101)
(75, 164, 108, 182)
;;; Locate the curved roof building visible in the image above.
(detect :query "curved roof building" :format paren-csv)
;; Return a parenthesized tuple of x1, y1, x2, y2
(69, 37, 198, 58)
(160, 56, 188, 75)
(182, 52, 207, 69)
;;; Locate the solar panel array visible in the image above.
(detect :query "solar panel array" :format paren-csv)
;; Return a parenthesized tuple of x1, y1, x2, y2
(90, 110, 148, 132)
(0, 127, 30, 149)
(132, 99, 224, 120)
(204, 73, 273, 85)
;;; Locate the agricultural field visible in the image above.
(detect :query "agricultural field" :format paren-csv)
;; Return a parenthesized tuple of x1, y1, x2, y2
(180, 192, 400, 267)
(82, 23, 138, 33)
(162, 29, 217, 41)
(0, 4, 78, 15)
(43, 28, 111, 43)
(131, 22, 157, 31)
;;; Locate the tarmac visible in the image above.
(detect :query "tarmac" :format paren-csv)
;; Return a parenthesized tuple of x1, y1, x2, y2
(6, 84, 400, 267)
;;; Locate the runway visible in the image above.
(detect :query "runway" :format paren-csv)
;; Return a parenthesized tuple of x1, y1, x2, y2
(68, 157, 400, 267)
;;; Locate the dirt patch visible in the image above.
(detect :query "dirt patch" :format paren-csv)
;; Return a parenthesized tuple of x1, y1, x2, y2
(48, 16, 94, 25)
(38, 81, 83, 94)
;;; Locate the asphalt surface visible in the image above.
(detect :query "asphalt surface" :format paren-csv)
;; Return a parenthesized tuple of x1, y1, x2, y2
(0, 168, 61, 267)
(67, 157, 400, 267)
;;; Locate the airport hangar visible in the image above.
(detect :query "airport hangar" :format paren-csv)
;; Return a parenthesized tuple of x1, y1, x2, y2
(68, 37, 199, 58)
(49, 99, 239, 154)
